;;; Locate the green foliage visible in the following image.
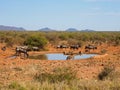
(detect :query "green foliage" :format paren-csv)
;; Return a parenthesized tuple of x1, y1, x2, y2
(34, 67, 77, 83)
(59, 33, 69, 40)
(5, 36, 14, 47)
(0, 31, 120, 48)
(45, 32, 59, 44)
(24, 35, 48, 49)
(114, 36, 120, 46)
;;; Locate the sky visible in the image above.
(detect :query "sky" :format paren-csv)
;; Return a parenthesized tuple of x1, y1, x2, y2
(0, 0, 120, 31)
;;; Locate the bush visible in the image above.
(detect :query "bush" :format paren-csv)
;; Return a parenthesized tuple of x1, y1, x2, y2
(24, 35, 48, 49)
(98, 66, 115, 80)
(34, 67, 77, 83)
(59, 34, 69, 40)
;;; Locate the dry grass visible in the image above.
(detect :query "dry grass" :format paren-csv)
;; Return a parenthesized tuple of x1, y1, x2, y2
(1, 79, 120, 90)
(1, 66, 120, 90)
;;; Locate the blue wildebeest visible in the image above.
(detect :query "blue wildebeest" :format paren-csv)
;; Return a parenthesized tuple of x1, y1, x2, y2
(85, 45, 97, 50)
(15, 46, 29, 59)
(85, 45, 97, 52)
(1, 46, 6, 51)
(56, 45, 69, 49)
(66, 55, 74, 60)
(32, 46, 39, 51)
(70, 45, 81, 50)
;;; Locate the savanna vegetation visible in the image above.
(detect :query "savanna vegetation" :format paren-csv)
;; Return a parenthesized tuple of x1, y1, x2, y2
(0, 31, 120, 90)
(0, 31, 120, 48)
(1, 66, 120, 90)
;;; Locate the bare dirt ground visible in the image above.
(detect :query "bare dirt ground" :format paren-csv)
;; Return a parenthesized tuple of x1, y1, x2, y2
(0, 43, 120, 85)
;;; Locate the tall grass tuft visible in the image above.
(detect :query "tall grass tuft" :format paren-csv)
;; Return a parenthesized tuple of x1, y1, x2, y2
(34, 67, 77, 83)
(8, 81, 26, 90)
(98, 65, 115, 80)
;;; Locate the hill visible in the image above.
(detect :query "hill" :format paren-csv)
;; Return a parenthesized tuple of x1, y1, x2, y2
(0, 25, 25, 31)
(66, 28, 78, 32)
(39, 27, 56, 32)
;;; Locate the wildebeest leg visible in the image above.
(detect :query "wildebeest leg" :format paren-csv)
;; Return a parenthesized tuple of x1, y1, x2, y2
(15, 51, 20, 57)
(79, 51, 82, 55)
(24, 53, 29, 59)
(20, 52, 23, 59)
(26, 53, 29, 58)
(19, 53, 25, 59)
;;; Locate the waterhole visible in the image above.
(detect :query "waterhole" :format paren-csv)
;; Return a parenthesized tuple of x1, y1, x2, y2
(29, 53, 97, 60)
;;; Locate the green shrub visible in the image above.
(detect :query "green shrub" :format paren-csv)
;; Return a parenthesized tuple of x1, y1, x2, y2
(59, 34, 69, 40)
(0, 31, 120, 48)
(24, 35, 48, 49)
(34, 67, 77, 83)
(114, 36, 120, 46)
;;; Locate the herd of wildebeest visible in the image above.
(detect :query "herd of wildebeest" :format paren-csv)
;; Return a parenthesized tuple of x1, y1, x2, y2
(56, 44, 97, 50)
(1, 44, 97, 60)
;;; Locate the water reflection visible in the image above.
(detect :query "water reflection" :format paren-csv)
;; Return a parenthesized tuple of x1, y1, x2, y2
(29, 54, 47, 60)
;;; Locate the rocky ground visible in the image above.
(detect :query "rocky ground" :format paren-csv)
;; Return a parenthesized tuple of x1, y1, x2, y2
(0, 43, 120, 86)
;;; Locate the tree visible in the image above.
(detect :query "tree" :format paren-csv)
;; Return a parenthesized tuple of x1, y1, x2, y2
(24, 35, 48, 49)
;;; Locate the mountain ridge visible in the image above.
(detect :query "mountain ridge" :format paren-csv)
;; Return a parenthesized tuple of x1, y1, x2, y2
(38, 27, 56, 31)
(0, 25, 26, 31)
(66, 28, 78, 32)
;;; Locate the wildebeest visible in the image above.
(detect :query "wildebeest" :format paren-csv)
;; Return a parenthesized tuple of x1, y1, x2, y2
(66, 55, 74, 60)
(85, 45, 97, 50)
(1, 46, 6, 51)
(56, 45, 69, 49)
(15, 46, 29, 59)
(70, 45, 81, 50)
(32, 46, 39, 51)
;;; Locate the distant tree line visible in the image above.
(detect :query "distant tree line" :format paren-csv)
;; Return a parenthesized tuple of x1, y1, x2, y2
(0, 31, 120, 49)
